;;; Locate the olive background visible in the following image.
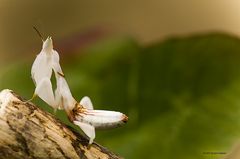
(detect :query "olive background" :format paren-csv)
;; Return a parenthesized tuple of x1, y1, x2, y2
(1, 1, 240, 159)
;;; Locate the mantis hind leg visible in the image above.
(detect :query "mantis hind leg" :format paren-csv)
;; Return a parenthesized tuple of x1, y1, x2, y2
(73, 121, 95, 145)
(24, 93, 38, 103)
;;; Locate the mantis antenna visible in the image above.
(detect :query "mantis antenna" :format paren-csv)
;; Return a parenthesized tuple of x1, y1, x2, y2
(33, 26, 44, 41)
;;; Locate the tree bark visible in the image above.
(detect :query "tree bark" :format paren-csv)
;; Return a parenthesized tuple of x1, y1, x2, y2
(0, 89, 121, 159)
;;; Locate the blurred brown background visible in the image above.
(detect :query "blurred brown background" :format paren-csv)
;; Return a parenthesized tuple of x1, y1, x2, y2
(1, 0, 240, 59)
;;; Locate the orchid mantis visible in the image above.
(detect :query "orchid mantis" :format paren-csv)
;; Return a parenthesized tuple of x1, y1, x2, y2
(30, 36, 128, 144)
(31, 37, 64, 110)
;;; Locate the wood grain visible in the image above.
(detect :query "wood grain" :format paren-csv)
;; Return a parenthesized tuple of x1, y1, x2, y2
(0, 89, 121, 159)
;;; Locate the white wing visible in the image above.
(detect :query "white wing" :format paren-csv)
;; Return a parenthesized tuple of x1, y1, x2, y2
(73, 121, 95, 144)
(80, 96, 94, 110)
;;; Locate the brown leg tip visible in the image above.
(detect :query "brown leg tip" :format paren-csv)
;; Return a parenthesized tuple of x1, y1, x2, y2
(122, 114, 128, 123)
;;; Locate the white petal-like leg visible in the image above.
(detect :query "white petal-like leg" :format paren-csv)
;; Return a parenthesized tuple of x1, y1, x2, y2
(80, 96, 94, 110)
(52, 62, 64, 77)
(74, 121, 95, 144)
(24, 93, 37, 103)
(76, 110, 128, 129)
(35, 77, 56, 108)
(54, 88, 64, 110)
(55, 75, 76, 111)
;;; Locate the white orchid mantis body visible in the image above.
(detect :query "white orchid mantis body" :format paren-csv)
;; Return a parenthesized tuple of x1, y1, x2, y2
(31, 37, 65, 110)
(72, 97, 128, 144)
(30, 36, 128, 144)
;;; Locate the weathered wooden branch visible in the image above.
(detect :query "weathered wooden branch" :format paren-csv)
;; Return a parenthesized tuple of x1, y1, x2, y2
(0, 89, 121, 159)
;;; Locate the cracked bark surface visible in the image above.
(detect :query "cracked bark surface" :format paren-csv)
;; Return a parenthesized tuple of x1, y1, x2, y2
(0, 89, 121, 159)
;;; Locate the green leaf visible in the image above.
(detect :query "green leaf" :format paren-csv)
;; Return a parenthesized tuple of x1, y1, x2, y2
(2, 33, 240, 159)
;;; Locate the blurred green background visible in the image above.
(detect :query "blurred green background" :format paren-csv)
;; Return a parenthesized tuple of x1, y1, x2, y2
(1, 1, 240, 159)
